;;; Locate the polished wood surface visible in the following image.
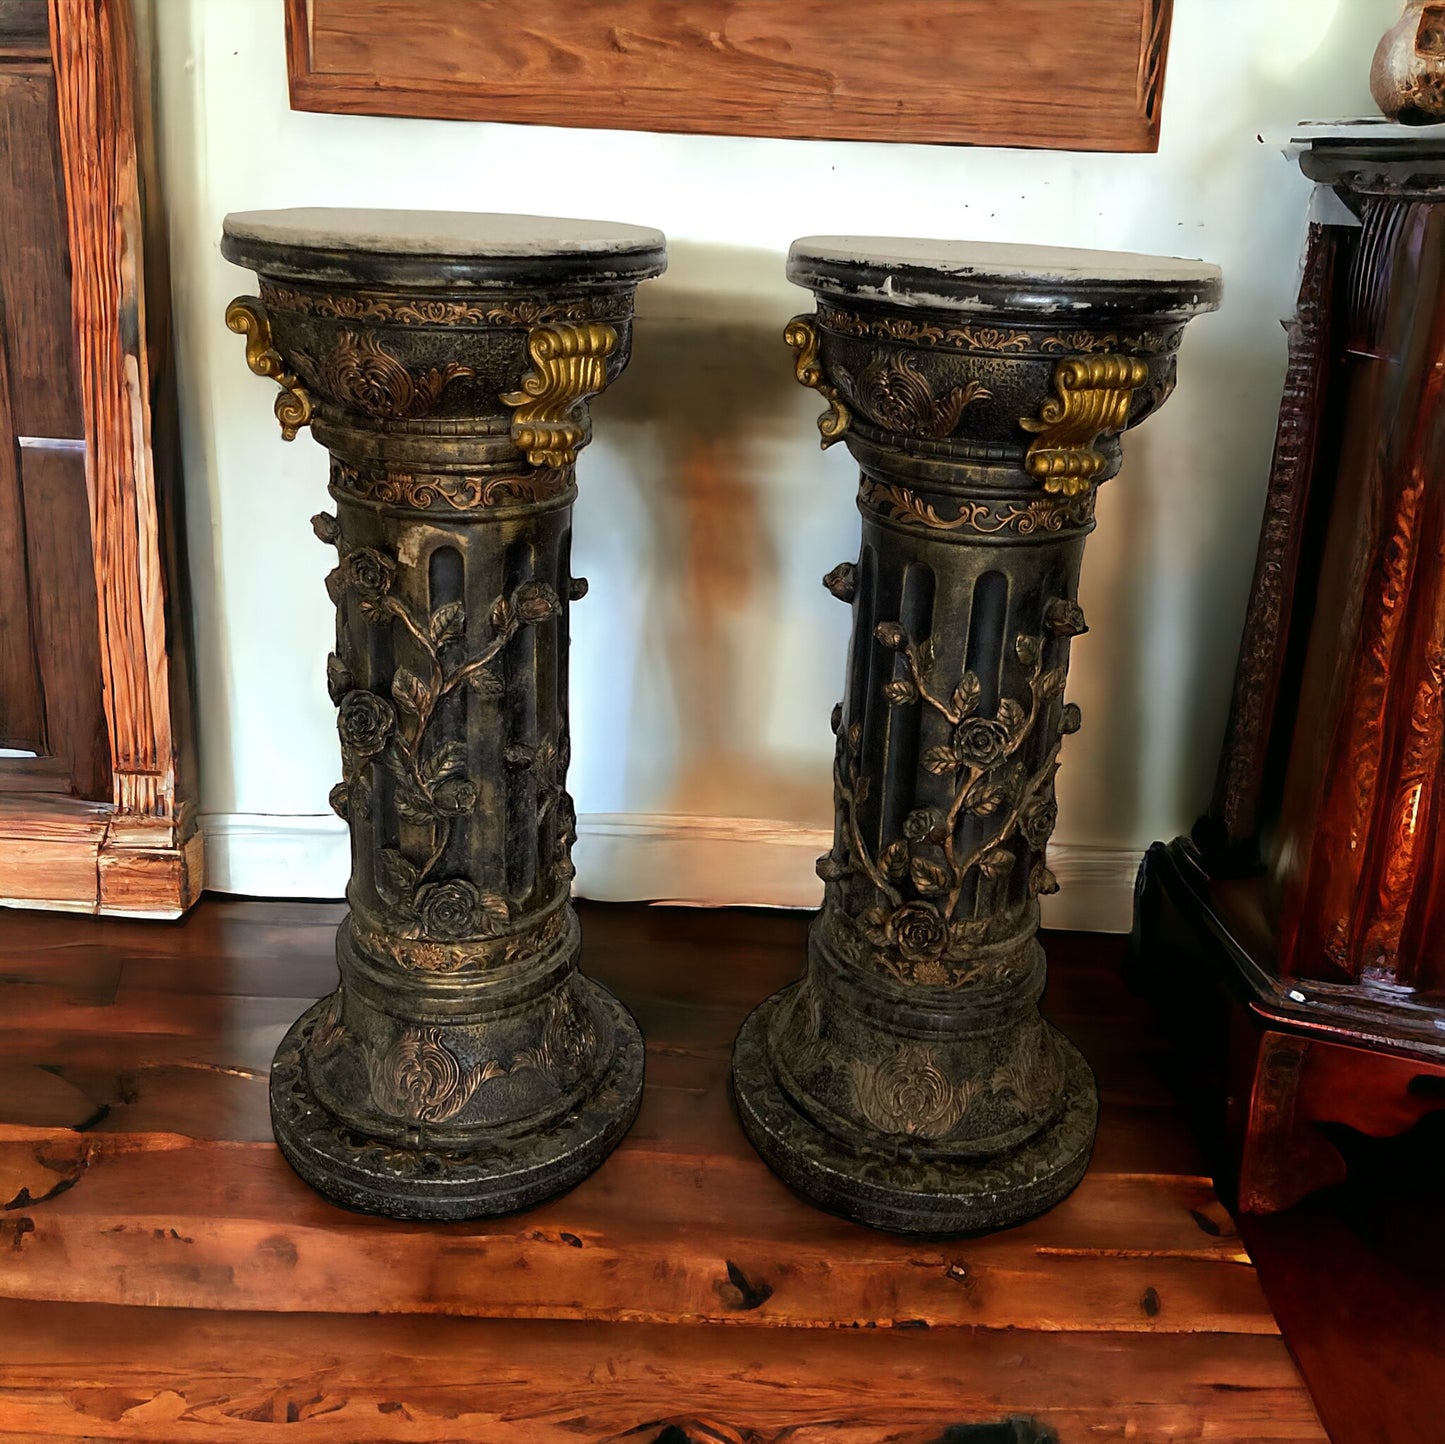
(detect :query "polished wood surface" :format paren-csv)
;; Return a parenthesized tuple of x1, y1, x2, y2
(1240, 1117, 1445, 1444)
(0, 899, 1324, 1441)
(0, 0, 200, 918)
(285, 0, 1171, 153)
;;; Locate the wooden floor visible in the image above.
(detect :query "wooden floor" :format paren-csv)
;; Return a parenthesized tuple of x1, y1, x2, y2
(0, 899, 1326, 1443)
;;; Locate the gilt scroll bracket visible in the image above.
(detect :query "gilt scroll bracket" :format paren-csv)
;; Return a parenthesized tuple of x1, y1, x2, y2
(225, 295, 313, 442)
(1020, 354, 1148, 496)
(784, 315, 850, 449)
(501, 322, 618, 468)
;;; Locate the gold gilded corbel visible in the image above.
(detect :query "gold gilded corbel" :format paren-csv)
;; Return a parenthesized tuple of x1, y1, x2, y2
(225, 296, 313, 441)
(501, 322, 618, 468)
(784, 315, 849, 448)
(1020, 355, 1148, 496)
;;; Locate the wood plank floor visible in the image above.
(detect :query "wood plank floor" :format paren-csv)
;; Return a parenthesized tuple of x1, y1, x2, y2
(0, 899, 1325, 1442)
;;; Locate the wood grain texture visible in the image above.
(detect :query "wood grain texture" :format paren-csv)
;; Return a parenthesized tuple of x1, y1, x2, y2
(0, 0, 203, 917)
(0, 319, 44, 752)
(1240, 1118, 1445, 1444)
(16, 446, 111, 799)
(0, 900, 1325, 1441)
(48, 0, 172, 813)
(0, 791, 108, 910)
(286, 0, 1172, 153)
(0, 1302, 1326, 1443)
(0, 66, 81, 437)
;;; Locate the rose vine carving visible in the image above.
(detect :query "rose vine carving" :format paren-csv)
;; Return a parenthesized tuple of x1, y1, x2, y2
(314, 511, 569, 943)
(816, 598, 1087, 987)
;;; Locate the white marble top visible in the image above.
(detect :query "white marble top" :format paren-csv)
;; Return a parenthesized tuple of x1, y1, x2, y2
(790, 236, 1219, 285)
(222, 208, 666, 257)
(1289, 118, 1445, 144)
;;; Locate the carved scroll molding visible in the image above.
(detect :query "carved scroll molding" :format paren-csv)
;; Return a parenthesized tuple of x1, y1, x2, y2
(38, 0, 202, 914)
(1021, 355, 1147, 495)
(225, 295, 314, 440)
(502, 322, 616, 467)
(784, 315, 849, 448)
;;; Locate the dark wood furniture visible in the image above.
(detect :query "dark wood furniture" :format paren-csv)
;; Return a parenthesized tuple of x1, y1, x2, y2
(0, 0, 198, 917)
(284, 0, 1173, 153)
(1133, 127, 1445, 1214)
(0, 899, 1323, 1441)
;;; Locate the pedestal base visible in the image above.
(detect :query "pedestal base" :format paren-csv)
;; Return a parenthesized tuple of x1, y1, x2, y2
(270, 985, 644, 1220)
(1132, 838, 1445, 1214)
(731, 986, 1097, 1236)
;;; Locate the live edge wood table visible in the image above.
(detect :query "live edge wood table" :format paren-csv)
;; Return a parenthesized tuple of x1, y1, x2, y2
(0, 900, 1324, 1442)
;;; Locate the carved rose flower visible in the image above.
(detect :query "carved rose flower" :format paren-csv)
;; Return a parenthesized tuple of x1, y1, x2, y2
(327, 781, 349, 820)
(903, 807, 942, 843)
(515, 580, 561, 624)
(885, 901, 949, 963)
(337, 690, 395, 757)
(954, 716, 1011, 768)
(341, 547, 396, 602)
(432, 779, 479, 816)
(1020, 798, 1058, 850)
(415, 879, 484, 941)
(1061, 703, 1083, 735)
(1044, 598, 1087, 638)
(822, 562, 856, 603)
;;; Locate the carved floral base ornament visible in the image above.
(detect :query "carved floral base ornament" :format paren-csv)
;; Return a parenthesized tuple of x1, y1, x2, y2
(732, 238, 1220, 1234)
(222, 208, 666, 1219)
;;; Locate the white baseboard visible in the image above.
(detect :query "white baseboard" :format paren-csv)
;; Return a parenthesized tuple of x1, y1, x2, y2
(200, 811, 1142, 933)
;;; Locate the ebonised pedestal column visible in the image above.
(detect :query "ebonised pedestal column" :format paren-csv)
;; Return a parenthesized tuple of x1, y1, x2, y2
(223, 208, 666, 1219)
(733, 237, 1220, 1234)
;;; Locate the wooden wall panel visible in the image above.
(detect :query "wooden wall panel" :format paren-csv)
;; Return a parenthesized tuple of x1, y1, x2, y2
(0, 67, 81, 438)
(17, 446, 111, 800)
(0, 56, 107, 796)
(286, 0, 1173, 153)
(0, 336, 43, 751)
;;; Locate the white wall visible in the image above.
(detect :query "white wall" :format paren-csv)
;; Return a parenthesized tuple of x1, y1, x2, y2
(153, 0, 1396, 920)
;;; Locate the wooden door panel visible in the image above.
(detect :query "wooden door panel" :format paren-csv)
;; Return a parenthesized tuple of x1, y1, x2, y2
(16, 443, 110, 799)
(0, 327, 43, 750)
(0, 50, 108, 799)
(0, 67, 82, 437)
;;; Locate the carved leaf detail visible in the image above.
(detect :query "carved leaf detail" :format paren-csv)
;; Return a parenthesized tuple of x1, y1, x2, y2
(375, 848, 419, 908)
(429, 602, 466, 646)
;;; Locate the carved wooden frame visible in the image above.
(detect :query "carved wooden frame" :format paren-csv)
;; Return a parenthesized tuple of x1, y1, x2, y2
(0, 0, 200, 917)
(284, 0, 1173, 153)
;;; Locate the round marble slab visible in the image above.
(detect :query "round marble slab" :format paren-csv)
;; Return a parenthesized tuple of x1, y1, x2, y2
(788, 236, 1221, 319)
(222, 208, 667, 290)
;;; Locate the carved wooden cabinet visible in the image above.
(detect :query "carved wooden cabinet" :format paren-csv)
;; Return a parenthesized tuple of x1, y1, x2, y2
(1134, 126, 1445, 1212)
(0, 0, 197, 917)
